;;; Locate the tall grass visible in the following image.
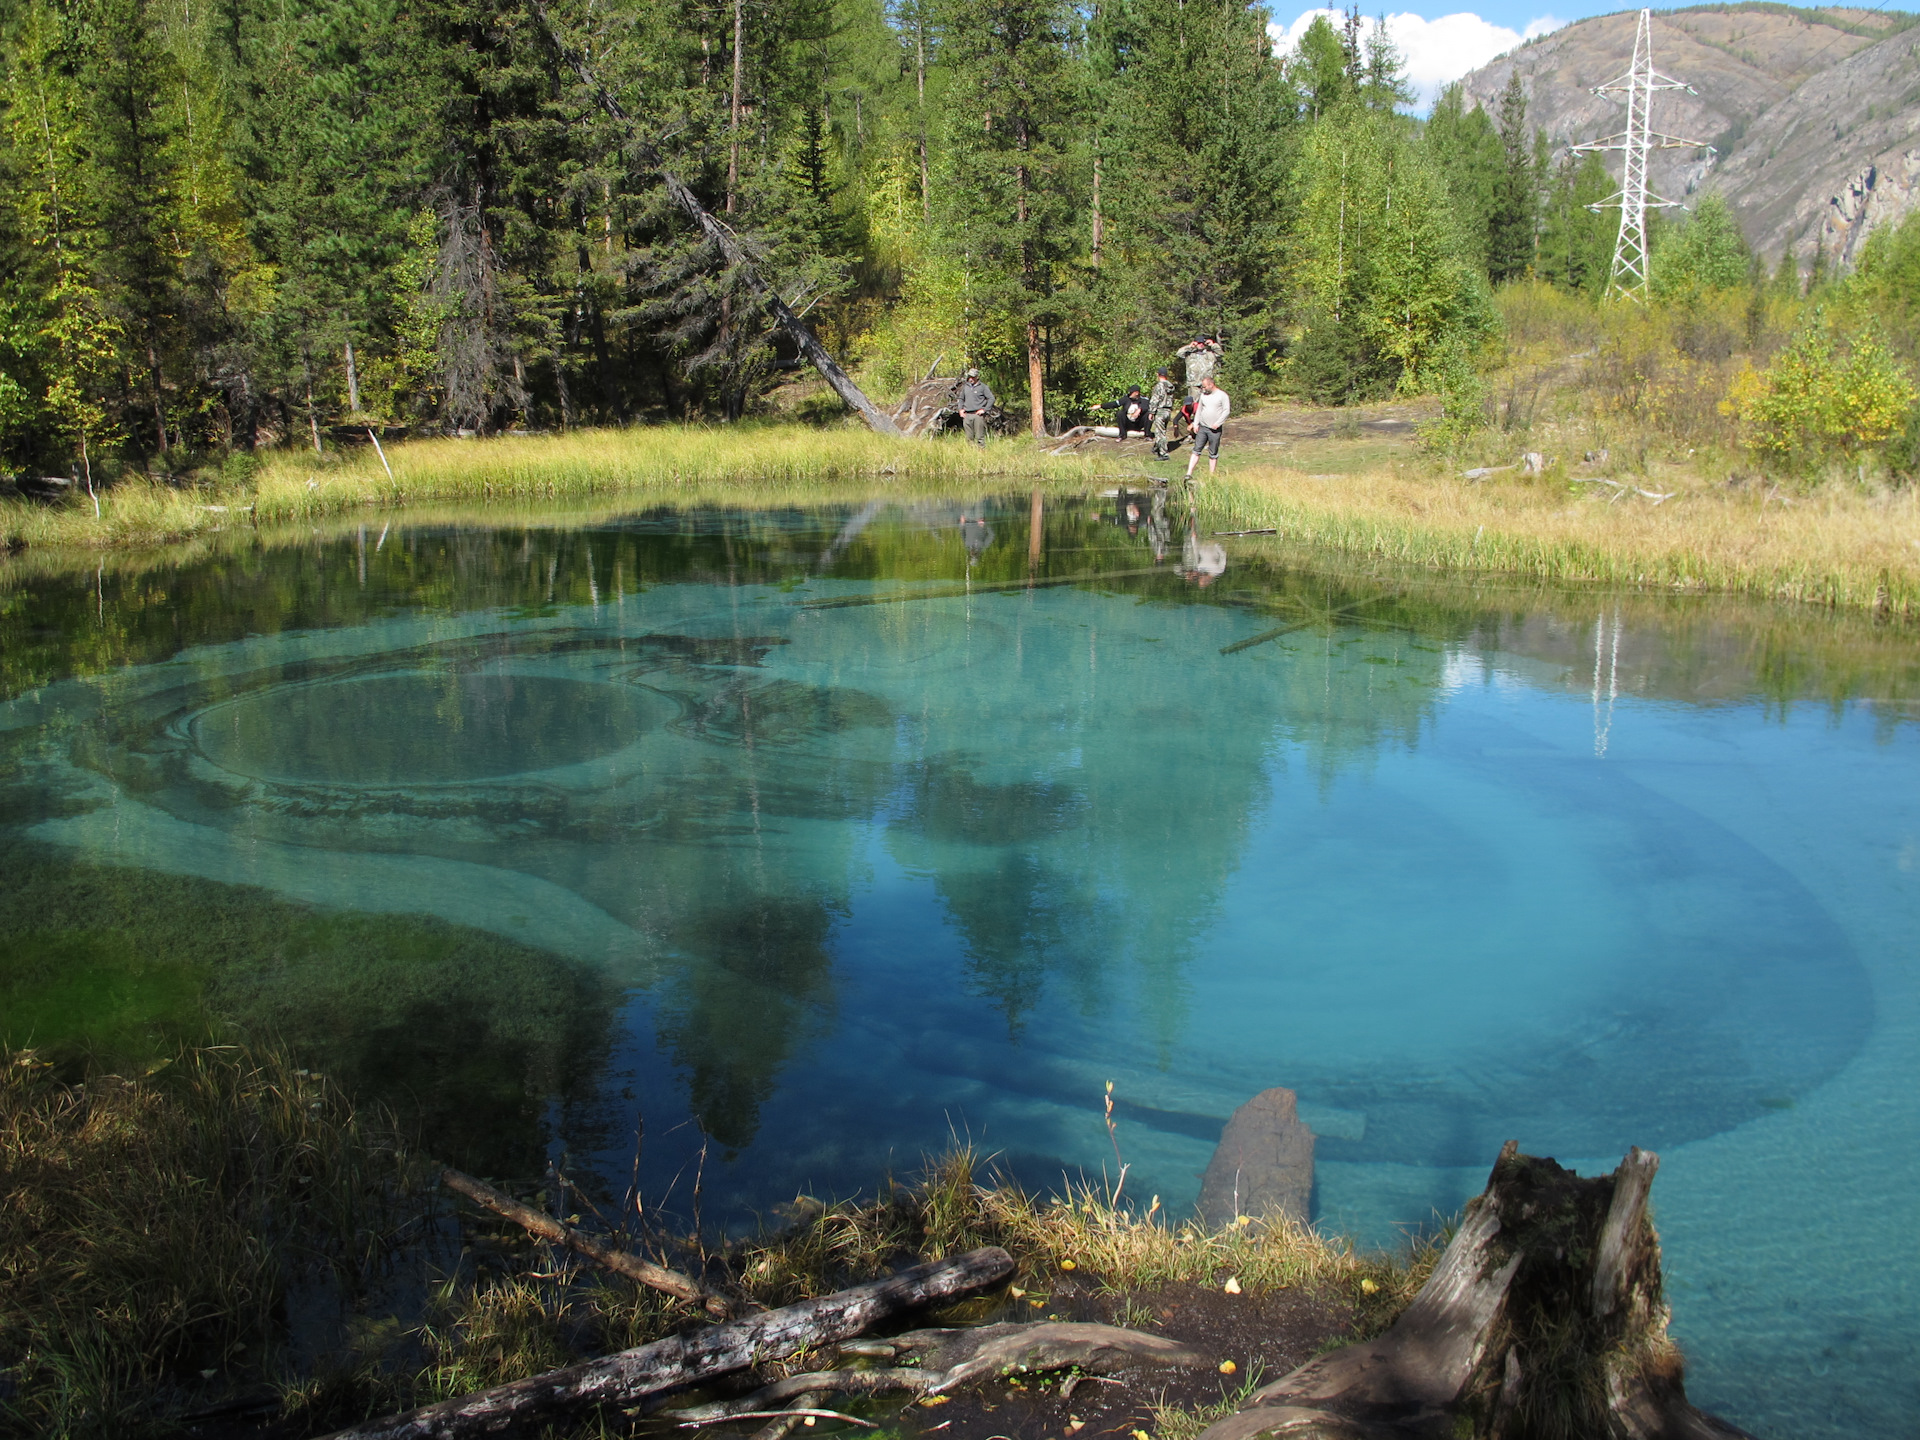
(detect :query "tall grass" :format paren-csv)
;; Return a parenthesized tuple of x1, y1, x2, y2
(0, 1044, 420, 1437)
(0, 425, 1099, 553)
(1213, 461, 1920, 621)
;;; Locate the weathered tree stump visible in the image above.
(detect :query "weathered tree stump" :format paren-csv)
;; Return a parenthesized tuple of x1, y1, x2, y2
(1195, 1143, 1757, 1440)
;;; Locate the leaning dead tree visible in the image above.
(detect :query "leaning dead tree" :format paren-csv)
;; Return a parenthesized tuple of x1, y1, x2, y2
(529, 0, 898, 436)
(1193, 1143, 1755, 1440)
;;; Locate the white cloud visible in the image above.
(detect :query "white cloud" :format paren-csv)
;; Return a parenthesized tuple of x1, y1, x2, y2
(1269, 10, 1568, 110)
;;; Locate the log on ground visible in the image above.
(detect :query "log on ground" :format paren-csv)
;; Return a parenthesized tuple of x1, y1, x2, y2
(321, 1246, 1013, 1440)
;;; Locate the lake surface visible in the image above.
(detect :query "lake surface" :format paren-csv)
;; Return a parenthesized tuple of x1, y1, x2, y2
(3, 492, 1916, 1438)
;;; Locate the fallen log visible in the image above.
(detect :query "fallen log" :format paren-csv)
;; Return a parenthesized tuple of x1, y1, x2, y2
(440, 1168, 735, 1318)
(661, 1321, 1209, 1424)
(321, 1246, 1014, 1440)
(1189, 1143, 1756, 1440)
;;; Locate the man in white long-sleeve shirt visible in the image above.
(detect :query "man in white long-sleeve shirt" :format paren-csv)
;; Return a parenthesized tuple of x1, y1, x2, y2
(1185, 375, 1230, 482)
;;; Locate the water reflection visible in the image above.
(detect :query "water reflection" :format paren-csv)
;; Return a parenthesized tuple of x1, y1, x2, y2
(3, 496, 1916, 1440)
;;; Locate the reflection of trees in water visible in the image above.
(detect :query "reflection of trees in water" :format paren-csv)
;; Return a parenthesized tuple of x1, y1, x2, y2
(655, 896, 842, 1152)
(8, 497, 1920, 1172)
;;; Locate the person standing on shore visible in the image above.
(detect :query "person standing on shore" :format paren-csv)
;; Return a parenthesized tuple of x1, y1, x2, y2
(1185, 374, 1230, 482)
(953, 368, 995, 447)
(1148, 367, 1176, 460)
(1176, 336, 1222, 404)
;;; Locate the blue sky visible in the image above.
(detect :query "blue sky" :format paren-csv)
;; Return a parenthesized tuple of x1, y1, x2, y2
(1268, 3, 1628, 108)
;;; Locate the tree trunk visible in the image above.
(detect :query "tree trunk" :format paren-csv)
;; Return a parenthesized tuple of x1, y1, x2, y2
(345, 337, 361, 414)
(320, 1247, 1013, 1440)
(1026, 321, 1045, 436)
(1191, 1144, 1757, 1440)
(1090, 144, 1102, 267)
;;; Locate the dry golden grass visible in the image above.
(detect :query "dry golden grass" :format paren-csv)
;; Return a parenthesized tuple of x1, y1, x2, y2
(0, 425, 1099, 553)
(1211, 460, 1920, 620)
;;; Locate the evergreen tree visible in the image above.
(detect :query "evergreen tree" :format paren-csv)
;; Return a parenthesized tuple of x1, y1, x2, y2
(1286, 13, 1350, 120)
(1103, 0, 1296, 371)
(937, 0, 1083, 431)
(1485, 72, 1537, 283)
(1537, 149, 1614, 295)
(1422, 82, 1502, 273)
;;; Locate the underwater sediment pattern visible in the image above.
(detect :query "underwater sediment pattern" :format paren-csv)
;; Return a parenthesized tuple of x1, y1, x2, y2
(1, 499, 1916, 1438)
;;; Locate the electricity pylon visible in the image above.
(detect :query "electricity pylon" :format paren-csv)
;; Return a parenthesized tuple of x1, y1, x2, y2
(1571, 8, 1715, 300)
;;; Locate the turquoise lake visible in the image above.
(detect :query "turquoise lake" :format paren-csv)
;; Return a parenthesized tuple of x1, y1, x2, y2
(2, 493, 1916, 1438)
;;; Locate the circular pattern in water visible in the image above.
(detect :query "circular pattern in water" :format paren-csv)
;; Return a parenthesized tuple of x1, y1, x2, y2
(191, 671, 670, 785)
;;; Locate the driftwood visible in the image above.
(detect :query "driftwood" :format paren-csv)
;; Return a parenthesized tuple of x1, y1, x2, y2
(1189, 1143, 1756, 1440)
(322, 1247, 1014, 1440)
(440, 1168, 735, 1318)
(529, 0, 898, 436)
(662, 1321, 1209, 1424)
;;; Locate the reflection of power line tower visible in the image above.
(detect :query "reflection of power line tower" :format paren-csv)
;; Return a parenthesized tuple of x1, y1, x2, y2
(1571, 8, 1714, 300)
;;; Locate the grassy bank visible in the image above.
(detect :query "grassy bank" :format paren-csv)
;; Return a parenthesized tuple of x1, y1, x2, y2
(6, 419, 1917, 622)
(1214, 459, 1920, 621)
(1, 1043, 1430, 1439)
(0, 426, 1102, 553)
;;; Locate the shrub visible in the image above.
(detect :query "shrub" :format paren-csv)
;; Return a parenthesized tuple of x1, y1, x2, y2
(1725, 317, 1918, 468)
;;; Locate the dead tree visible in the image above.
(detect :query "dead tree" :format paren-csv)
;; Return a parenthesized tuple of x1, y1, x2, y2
(321, 1247, 1012, 1440)
(1194, 1144, 1757, 1440)
(529, 0, 899, 436)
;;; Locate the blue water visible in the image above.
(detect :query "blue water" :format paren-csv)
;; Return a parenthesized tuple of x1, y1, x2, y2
(1, 498, 1915, 1437)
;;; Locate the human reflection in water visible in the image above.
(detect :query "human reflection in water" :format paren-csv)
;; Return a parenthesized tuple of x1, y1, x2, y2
(1181, 517, 1227, 586)
(959, 514, 995, 571)
(1148, 485, 1171, 563)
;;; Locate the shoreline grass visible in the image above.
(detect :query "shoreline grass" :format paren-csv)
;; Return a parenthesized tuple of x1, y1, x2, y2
(2, 1043, 1432, 1438)
(4, 420, 1917, 622)
(1214, 459, 1920, 622)
(0, 425, 1102, 555)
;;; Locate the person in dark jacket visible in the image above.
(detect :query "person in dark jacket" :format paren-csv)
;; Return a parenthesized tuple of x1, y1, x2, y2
(1103, 385, 1152, 441)
(952, 368, 995, 446)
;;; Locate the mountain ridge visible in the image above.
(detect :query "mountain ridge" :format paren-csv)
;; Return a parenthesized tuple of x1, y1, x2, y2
(1455, 5, 1920, 269)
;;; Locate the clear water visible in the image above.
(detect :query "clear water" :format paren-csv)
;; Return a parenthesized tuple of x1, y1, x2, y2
(2, 496, 1916, 1438)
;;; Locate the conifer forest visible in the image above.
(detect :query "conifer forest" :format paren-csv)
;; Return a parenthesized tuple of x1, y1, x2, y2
(4, 0, 1914, 481)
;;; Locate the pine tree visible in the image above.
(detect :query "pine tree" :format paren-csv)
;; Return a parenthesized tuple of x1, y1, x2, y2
(937, 0, 1083, 431)
(1536, 149, 1613, 295)
(1103, 0, 1296, 371)
(1422, 82, 1502, 273)
(1485, 72, 1537, 284)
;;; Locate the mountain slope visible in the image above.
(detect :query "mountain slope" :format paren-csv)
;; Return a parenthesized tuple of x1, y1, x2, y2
(1456, 5, 1920, 268)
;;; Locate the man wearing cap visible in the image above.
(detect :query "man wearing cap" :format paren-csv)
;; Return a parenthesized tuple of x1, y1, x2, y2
(953, 368, 996, 447)
(1176, 336, 1222, 405)
(1148, 367, 1177, 460)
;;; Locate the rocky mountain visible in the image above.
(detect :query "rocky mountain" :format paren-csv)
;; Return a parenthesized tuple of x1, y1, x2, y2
(1456, 5, 1920, 270)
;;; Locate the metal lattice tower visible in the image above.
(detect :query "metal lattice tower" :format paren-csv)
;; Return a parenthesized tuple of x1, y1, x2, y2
(1571, 9, 1715, 300)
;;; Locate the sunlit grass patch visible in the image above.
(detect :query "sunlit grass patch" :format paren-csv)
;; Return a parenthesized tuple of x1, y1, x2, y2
(0, 425, 1100, 553)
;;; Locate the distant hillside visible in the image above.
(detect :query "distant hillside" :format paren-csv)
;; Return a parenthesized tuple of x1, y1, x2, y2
(1456, 5, 1920, 269)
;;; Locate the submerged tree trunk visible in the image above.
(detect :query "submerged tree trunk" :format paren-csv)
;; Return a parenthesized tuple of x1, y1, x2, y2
(1194, 1144, 1757, 1440)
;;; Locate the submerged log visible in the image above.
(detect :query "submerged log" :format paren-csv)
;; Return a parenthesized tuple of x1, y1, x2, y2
(1193, 1143, 1756, 1440)
(439, 1168, 735, 1318)
(322, 1247, 1014, 1440)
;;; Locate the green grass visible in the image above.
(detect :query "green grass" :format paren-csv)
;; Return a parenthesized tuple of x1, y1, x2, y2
(0, 425, 1102, 554)
(1, 1047, 1434, 1438)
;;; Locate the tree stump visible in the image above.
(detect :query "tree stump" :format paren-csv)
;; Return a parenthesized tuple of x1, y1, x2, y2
(1194, 1143, 1757, 1440)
